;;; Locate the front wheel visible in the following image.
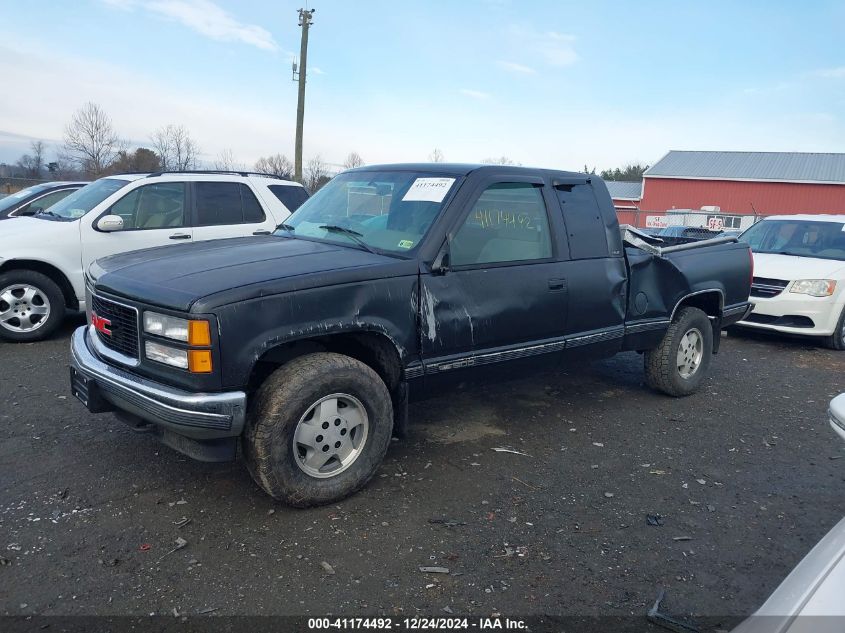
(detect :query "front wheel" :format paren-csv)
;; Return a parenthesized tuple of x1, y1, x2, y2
(243, 352, 394, 507)
(824, 305, 845, 351)
(0, 270, 66, 343)
(644, 307, 713, 397)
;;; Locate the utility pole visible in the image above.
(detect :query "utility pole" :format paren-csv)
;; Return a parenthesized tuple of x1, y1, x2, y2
(292, 7, 315, 183)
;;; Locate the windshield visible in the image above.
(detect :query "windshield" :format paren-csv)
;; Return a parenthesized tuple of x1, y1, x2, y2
(0, 184, 52, 213)
(43, 178, 129, 220)
(739, 219, 845, 261)
(280, 170, 460, 255)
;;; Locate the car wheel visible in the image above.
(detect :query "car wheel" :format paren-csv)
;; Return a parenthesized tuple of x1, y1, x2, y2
(824, 306, 845, 351)
(244, 352, 393, 507)
(0, 270, 66, 343)
(644, 306, 713, 397)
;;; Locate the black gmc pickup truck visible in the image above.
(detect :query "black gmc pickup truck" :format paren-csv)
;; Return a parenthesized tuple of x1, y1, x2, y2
(69, 164, 753, 506)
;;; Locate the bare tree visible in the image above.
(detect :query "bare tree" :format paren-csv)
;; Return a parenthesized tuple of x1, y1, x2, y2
(305, 155, 331, 192)
(63, 102, 123, 177)
(343, 151, 364, 169)
(214, 148, 245, 171)
(428, 148, 445, 163)
(481, 156, 520, 166)
(254, 154, 294, 178)
(151, 124, 199, 171)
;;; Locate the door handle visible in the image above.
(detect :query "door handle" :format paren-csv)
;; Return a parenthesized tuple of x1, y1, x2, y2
(252, 230, 271, 235)
(548, 278, 566, 291)
(169, 233, 190, 240)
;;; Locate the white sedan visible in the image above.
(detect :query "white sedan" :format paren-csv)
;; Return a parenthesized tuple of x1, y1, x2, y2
(737, 214, 845, 349)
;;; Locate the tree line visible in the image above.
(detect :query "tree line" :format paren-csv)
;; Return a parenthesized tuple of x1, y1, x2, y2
(7, 102, 650, 192)
(7, 102, 368, 193)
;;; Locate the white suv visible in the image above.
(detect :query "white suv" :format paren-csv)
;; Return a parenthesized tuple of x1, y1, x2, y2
(0, 171, 308, 342)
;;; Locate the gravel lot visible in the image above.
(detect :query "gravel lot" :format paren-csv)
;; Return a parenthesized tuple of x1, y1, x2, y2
(1, 317, 843, 627)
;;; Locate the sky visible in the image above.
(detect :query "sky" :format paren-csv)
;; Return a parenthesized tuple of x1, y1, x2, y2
(1, 0, 844, 172)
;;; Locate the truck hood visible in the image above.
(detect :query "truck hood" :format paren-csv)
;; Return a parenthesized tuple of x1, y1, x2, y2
(752, 252, 845, 280)
(91, 236, 414, 312)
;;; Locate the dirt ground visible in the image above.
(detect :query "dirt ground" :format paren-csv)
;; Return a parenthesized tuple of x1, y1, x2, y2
(1, 316, 843, 628)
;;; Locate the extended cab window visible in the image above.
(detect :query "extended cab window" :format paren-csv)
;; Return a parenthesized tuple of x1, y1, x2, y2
(450, 183, 552, 266)
(268, 184, 309, 212)
(195, 182, 266, 226)
(109, 182, 186, 230)
(556, 183, 609, 259)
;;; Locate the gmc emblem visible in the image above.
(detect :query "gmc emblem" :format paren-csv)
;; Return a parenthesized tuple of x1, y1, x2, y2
(91, 311, 112, 336)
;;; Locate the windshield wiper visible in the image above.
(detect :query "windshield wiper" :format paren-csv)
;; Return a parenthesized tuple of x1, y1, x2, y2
(319, 225, 377, 254)
(35, 209, 63, 220)
(275, 222, 296, 232)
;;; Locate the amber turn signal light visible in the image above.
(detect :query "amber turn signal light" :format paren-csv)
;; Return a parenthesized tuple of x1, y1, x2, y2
(188, 320, 211, 346)
(188, 350, 213, 373)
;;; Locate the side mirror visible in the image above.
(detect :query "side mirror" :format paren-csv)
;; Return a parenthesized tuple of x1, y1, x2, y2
(97, 215, 124, 232)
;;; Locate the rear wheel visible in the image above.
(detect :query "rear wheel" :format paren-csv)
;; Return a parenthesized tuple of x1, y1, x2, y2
(244, 352, 393, 507)
(824, 306, 845, 351)
(645, 307, 713, 397)
(0, 270, 65, 343)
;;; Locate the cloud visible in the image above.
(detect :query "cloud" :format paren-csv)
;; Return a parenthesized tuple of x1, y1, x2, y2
(497, 60, 536, 75)
(509, 26, 578, 68)
(814, 67, 845, 78)
(460, 89, 491, 100)
(101, 0, 278, 51)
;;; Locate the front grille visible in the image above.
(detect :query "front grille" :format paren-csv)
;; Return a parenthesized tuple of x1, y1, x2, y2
(750, 277, 789, 298)
(91, 295, 139, 359)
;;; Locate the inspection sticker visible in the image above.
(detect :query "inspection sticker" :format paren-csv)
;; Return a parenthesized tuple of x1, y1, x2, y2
(397, 240, 415, 249)
(402, 177, 455, 203)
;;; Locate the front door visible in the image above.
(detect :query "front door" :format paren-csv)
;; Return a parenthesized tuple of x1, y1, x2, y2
(420, 178, 570, 380)
(81, 181, 193, 271)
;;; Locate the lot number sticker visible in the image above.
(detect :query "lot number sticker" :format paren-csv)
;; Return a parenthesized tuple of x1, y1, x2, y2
(402, 178, 455, 203)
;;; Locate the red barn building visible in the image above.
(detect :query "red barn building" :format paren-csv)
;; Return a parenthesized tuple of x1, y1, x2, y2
(630, 150, 845, 228)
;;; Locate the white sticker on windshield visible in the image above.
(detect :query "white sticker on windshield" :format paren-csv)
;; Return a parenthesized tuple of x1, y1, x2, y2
(402, 178, 455, 203)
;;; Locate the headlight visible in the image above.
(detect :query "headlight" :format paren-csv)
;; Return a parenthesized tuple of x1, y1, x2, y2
(789, 280, 837, 297)
(145, 341, 188, 369)
(144, 312, 211, 345)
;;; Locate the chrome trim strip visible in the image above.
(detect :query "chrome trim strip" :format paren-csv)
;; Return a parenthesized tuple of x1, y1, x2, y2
(624, 320, 670, 335)
(669, 289, 725, 321)
(567, 327, 624, 348)
(404, 364, 424, 380)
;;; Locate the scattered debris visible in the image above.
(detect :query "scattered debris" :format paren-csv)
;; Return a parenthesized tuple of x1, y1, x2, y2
(139, 543, 152, 552)
(512, 477, 537, 490)
(706, 505, 716, 513)
(695, 479, 706, 485)
(0, 557, 11, 566)
(646, 514, 664, 527)
(419, 566, 449, 574)
(650, 469, 668, 475)
(176, 499, 187, 505)
(672, 536, 693, 541)
(830, 455, 842, 461)
(428, 518, 466, 528)
(442, 606, 454, 614)
(174, 517, 191, 528)
(604, 492, 615, 498)
(647, 589, 701, 633)
(267, 509, 276, 516)
(320, 561, 336, 575)
(158, 537, 188, 561)
(491, 447, 531, 457)
(498, 544, 529, 558)
(592, 442, 604, 447)
(197, 607, 219, 614)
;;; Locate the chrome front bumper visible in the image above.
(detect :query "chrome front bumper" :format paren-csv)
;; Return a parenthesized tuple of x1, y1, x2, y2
(69, 326, 246, 440)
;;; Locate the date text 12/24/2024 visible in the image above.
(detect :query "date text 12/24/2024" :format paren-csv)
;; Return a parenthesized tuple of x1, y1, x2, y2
(308, 617, 528, 630)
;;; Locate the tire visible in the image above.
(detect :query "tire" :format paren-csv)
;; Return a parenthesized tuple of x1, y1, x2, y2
(644, 307, 713, 397)
(0, 270, 66, 343)
(243, 352, 394, 507)
(824, 306, 845, 350)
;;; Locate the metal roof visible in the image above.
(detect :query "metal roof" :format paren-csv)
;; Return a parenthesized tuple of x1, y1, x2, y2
(644, 151, 845, 184)
(605, 180, 642, 200)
